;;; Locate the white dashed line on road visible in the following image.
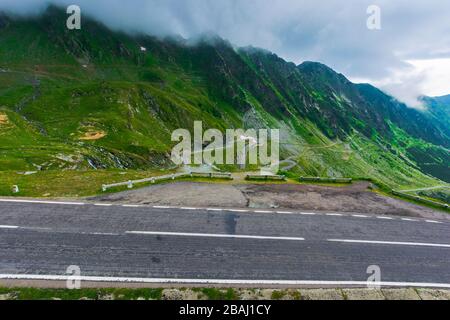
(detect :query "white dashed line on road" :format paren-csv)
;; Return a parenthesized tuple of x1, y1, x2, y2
(126, 231, 305, 242)
(89, 232, 121, 236)
(0, 225, 19, 229)
(328, 239, 450, 248)
(21, 226, 51, 231)
(377, 216, 394, 220)
(326, 213, 343, 217)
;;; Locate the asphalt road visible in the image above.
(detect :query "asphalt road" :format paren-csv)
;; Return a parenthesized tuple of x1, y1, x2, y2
(0, 199, 449, 287)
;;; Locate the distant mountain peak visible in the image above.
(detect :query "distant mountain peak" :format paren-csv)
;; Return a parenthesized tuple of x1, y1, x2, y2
(433, 94, 450, 102)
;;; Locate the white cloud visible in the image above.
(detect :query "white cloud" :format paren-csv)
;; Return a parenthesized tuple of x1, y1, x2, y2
(407, 59, 450, 97)
(351, 58, 450, 109)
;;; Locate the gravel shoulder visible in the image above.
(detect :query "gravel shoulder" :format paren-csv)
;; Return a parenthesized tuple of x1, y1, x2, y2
(92, 181, 449, 220)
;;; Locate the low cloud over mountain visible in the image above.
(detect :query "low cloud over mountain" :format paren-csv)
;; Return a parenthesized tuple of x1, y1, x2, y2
(1, 0, 450, 108)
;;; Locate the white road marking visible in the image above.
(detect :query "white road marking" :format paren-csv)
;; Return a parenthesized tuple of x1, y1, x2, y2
(122, 205, 141, 208)
(401, 218, 419, 222)
(21, 226, 51, 231)
(1, 274, 450, 288)
(153, 206, 171, 209)
(0, 199, 85, 206)
(89, 232, 121, 236)
(228, 209, 249, 213)
(0, 225, 19, 229)
(328, 239, 450, 248)
(377, 216, 394, 220)
(180, 207, 198, 210)
(126, 231, 305, 242)
(277, 211, 293, 214)
(352, 215, 368, 218)
(206, 208, 223, 212)
(254, 210, 273, 213)
(299, 212, 316, 216)
(326, 213, 343, 217)
(1, 225, 51, 231)
(426, 220, 442, 224)
(94, 203, 113, 207)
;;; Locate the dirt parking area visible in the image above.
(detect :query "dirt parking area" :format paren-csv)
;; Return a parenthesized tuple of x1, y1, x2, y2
(92, 181, 449, 220)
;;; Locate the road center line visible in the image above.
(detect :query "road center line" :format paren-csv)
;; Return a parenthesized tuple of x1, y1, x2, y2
(21, 226, 51, 231)
(326, 213, 343, 217)
(87, 232, 121, 236)
(0, 225, 19, 229)
(126, 231, 305, 242)
(328, 239, 450, 248)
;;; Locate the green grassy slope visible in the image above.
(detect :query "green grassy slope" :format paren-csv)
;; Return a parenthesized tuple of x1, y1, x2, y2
(0, 6, 449, 195)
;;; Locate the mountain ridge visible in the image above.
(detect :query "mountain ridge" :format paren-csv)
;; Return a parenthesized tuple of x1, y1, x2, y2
(0, 6, 449, 187)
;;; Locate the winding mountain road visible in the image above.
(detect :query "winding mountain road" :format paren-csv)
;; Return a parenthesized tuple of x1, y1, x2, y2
(0, 198, 449, 287)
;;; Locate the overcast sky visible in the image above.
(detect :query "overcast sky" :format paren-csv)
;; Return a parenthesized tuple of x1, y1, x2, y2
(1, 0, 450, 108)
